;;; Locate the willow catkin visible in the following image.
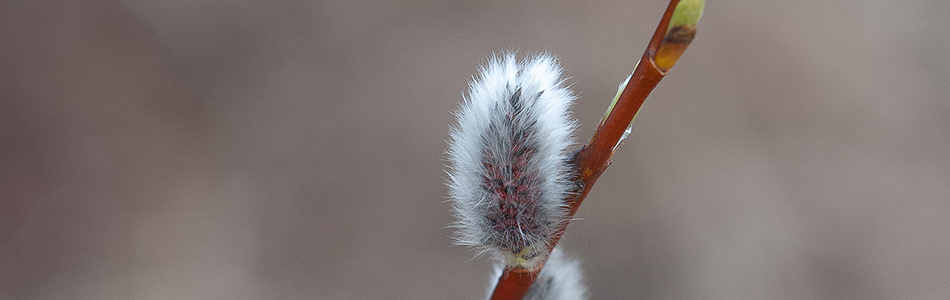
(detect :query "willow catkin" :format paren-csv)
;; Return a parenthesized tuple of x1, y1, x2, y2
(446, 53, 577, 268)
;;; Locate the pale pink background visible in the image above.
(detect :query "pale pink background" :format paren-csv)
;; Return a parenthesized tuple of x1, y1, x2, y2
(2, 1, 949, 299)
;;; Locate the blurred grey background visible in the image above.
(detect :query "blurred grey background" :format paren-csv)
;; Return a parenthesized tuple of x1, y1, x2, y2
(2, 0, 948, 299)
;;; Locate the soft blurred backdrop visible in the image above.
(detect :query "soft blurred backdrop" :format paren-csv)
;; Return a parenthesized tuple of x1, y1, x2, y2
(2, 0, 949, 299)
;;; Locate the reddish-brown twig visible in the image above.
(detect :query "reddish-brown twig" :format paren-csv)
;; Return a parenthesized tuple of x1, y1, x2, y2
(488, 0, 703, 298)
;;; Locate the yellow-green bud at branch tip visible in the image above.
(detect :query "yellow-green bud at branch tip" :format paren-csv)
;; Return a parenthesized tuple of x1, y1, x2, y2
(655, 0, 704, 72)
(668, 0, 705, 31)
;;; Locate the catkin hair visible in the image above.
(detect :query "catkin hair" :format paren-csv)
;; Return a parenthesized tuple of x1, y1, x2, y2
(446, 52, 577, 267)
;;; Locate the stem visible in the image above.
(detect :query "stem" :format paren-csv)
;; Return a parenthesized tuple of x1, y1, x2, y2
(489, 268, 539, 300)
(489, 0, 702, 298)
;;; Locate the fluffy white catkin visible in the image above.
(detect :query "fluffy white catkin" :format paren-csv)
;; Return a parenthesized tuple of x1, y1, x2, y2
(446, 53, 577, 268)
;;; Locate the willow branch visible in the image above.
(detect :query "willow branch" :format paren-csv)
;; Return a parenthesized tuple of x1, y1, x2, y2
(488, 0, 704, 298)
